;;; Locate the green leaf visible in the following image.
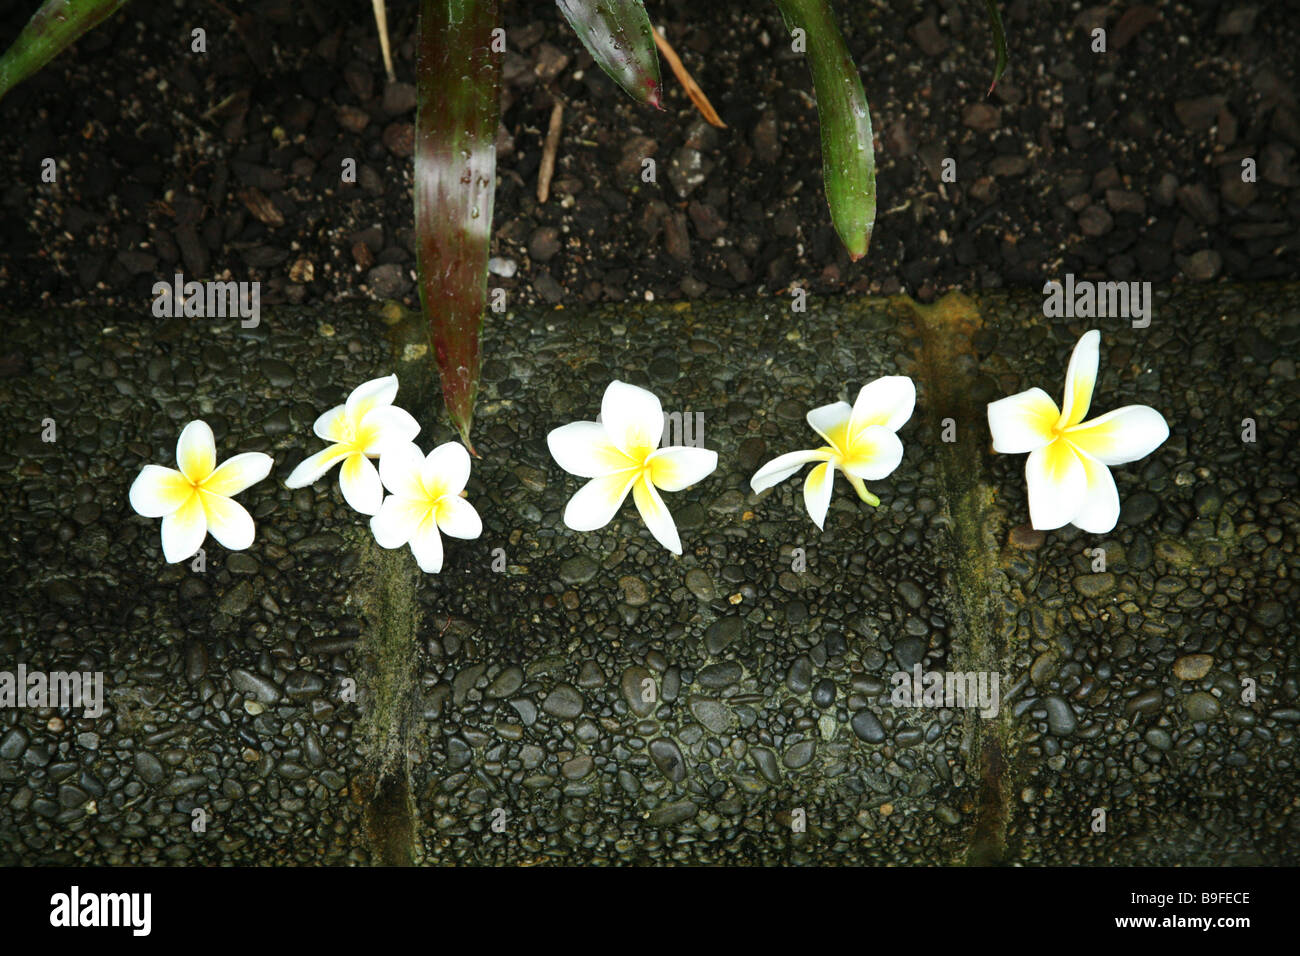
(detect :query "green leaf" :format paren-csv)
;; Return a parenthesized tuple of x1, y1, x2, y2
(984, 0, 1008, 95)
(773, 0, 875, 260)
(0, 0, 131, 104)
(556, 0, 661, 106)
(415, 0, 502, 452)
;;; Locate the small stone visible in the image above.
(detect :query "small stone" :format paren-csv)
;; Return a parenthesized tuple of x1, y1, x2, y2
(649, 737, 686, 782)
(561, 756, 592, 780)
(1184, 691, 1220, 721)
(1144, 728, 1173, 751)
(618, 576, 649, 607)
(684, 569, 714, 601)
(704, 616, 743, 654)
(1043, 695, 1077, 735)
(382, 81, 418, 114)
(487, 256, 517, 278)
(134, 752, 164, 785)
(909, 17, 948, 56)
(1078, 204, 1114, 237)
(1105, 189, 1146, 215)
(1121, 491, 1160, 525)
(1113, 5, 1161, 48)
(528, 226, 561, 262)
(1181, 249, 1222, 281)
(647, 800, 697, 826)
(962, 103, 1000, 132)
(1216, 7, 1259, 35)
(1174, 655, 1214, 681)
(559, 555, 598, 584)
(367, 263, 410, 298)
(1009, 525, 1045, 549)
(1074, 572, 1115, 598)
(231, 668, 282, 705)
(542, 683, 583, 719)
(812, 679, 835, 708)
(1176, 183, 1219, 225)
(851, 710, 885, 743)
(621, 667, 656, 717)
(1174, 96, 1226, 131)
(697, 662, 741, 688)
(284, 670, 325, 701)
(894, 637, 925, 668)
(381, 122, 414, 157)
(689, 696, 731, 734)
(0, 728, 29, 760)
(783, 740, 815, 769)
(1193, 485, 1223, 517)
(989, 155, 1028, 177)
(786, 657, 812, 694)
(752, 111, 781, 164)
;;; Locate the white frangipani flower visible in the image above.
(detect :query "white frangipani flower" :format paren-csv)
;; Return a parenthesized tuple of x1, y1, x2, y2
(987, 329, 1169, 533)
(128, 420, 273, 563)
(750, 376, 915, 529)
(285, 374, 420, 515)
(547, 380, 718, 555)
(370, 441, 482, 573)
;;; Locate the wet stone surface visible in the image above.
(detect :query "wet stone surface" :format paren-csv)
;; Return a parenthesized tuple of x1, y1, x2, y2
(0, 285, 1296, 864)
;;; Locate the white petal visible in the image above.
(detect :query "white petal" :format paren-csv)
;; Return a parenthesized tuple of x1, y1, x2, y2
(600, 380, 663, 459)
(849, 375, 915, 434)
(987, 387, 1060, 454)
(422, 441, 472, 499)
(339, 452, 384, 515)
(313, 404, 348, 442)
(632, 474, 681, 554)
(547, 421, 635, 478)
(176, 420, 216, 484)
(1064, 405, 1169, 466)
(563, 470, 638, 532)
(749, 449, 832, 493)
(200, 491, 256, 550)
(841, 425, 904, 480)
(345, 374, 399, 423)
(1025, 438, 1087, 531)
(129, 465, 192, 517)
(436, 494, 482, 539)
(1071, 452, 1120, 534)
(360, 404, 421, 455)
(1058, 330, 1100, 428)
(377, 442, 427, 498)
(646, 446, 718, 492)
(204, 452, 273, 497)
(806, 401, 853, 452)
(408, 514, 445, 573)
(803, 460, 835, 530)
(370, 493, 428, 549)
(284, 444, 351, 488)
(159, 491, 207, 563)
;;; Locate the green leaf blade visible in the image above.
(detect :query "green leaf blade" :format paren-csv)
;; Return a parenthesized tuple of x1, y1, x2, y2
(985, 0, 1008, 96)
(556, 0, 661, 107)
(415, 0, 502, 451)
(774, 0, 875, 260)
(0, 0, 131, 104)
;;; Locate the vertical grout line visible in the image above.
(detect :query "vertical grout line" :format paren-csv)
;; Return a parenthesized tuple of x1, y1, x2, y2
(354, 535, 424, 866)
(902, 292, 1014, 866)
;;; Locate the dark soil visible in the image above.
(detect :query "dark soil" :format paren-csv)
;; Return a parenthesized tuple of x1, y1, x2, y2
(0, 0, 1297, 311)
